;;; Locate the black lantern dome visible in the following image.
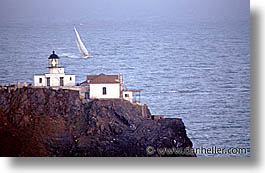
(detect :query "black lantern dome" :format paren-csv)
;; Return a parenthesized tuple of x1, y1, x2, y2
(49, 50, 60, 59)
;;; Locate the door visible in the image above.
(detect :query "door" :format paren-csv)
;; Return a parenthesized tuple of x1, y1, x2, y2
(47, 77, 50, 86)
(60, 77, 64, 86)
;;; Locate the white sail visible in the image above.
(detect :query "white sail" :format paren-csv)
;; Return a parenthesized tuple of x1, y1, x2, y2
(74, 27, 92, 58)
(75, 39, 83, 56)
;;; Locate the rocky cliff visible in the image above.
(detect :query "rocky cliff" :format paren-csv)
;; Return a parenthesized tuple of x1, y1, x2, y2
(0, 87, 195, 157)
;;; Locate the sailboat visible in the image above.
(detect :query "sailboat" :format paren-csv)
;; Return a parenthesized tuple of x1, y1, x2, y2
(74, 27, 92, 58)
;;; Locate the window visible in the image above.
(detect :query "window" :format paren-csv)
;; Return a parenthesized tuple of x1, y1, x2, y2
(39, 78, 42, 83)
(51, 59, 57, 67)
(47, 77, 50, 86)
(70, 77, 72, 81)
(103, 87, 107, 95)
(125, 94, 129, 97)
(60, 77, 64, 86)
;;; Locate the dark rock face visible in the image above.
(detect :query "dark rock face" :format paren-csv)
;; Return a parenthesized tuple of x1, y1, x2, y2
(0, 88, 195, 157)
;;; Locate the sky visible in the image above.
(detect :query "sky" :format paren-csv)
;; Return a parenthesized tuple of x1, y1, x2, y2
(0, 0, 249, 24)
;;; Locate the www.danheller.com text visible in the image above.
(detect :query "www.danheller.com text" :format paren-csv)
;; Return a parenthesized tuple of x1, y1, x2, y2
(146, 146, 248, 156)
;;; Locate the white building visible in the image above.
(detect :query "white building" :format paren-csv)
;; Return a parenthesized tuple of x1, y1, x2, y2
(34, 51, 75, 87)
(80, 74, 120, 99)
(80, 73, 141, 104)
(122, 89, 141, 104)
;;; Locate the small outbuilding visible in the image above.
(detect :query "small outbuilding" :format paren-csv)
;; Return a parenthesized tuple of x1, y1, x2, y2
(122, 89, 141, 104)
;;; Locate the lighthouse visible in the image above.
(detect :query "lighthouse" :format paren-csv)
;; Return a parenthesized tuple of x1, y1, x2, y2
(33, 51, 76, 87)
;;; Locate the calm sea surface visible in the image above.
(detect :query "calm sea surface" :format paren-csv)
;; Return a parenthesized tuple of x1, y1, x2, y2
(0, 18, 250, 156)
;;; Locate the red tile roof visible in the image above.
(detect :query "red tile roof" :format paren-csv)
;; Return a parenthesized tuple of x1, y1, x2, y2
(86, 75, 98, 81)
(81, 73, 119, 84)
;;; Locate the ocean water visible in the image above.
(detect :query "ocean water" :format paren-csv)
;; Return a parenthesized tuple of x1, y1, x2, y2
(0, 18, 250, 157)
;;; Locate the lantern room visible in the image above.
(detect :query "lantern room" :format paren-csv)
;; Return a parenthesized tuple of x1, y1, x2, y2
(48, 50, 60, 68)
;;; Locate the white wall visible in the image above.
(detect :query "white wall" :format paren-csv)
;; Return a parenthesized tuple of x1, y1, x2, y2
(48, 67, 64, 74)
(45, 73, 63, 86)
(90, 84, 120, 99)
(122, 91, 133, 103)
(64, 75, 75, 86)
(34, 74, 75, 87)
(34, 75, 46, 86)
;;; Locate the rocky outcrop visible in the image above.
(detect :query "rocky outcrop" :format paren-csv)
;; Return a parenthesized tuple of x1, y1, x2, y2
(0, 87, 195, 157)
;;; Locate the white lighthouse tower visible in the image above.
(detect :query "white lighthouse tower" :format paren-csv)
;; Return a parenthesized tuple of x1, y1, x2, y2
(33, 51, 75, 87)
